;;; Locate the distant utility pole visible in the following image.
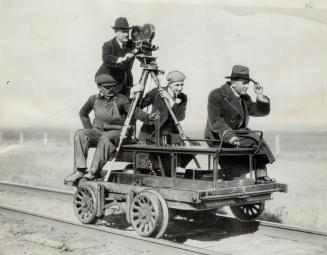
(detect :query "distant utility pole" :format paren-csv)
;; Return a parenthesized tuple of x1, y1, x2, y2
(275, 134, 280, 155)
(43, 132, 48, 145)
(19, 131, 24, 144)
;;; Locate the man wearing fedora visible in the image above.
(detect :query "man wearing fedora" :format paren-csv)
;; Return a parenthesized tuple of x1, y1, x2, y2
(204, 65, 275, 184)
(95, 17, 138, 97)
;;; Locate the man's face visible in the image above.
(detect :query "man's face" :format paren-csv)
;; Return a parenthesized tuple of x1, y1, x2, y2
(169, 81, 184, 96)
(231, 79, 250, 95)
(115, 29, 129, 43)
(98, 85, 115, 99)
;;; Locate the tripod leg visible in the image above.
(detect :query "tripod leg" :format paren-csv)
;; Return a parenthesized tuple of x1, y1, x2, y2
(104, 70, 151, 182)
(149, 72, 201, 169)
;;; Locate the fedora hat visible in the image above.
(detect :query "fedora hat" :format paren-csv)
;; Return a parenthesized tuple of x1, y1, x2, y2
(111, 17, 131, 31)
(225, 65, 255, 82)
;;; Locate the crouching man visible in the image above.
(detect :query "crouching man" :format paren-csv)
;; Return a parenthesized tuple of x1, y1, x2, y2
(66, 74, 157, 182)
(204, 65, 275, 184)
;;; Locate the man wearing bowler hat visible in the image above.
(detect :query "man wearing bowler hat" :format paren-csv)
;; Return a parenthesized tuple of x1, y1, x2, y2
(204, 65, 275, 184)
(65, 74, 158, 182)
(95, 17, 139, 97)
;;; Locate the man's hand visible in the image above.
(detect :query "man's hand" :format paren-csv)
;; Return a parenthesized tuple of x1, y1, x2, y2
(130, 83, 144, 98)
(228, 136, 240, 147)
(148, 111, 160, 122)
(117, 53, 134, 64)
(159, 89, 174, 106)
(125, 53, 134, 60)
(253, 82, 263, 96)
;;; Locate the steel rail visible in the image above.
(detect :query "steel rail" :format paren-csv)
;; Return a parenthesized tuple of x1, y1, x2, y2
(0, 204, 220, 255)
(1, 181, 327, 247)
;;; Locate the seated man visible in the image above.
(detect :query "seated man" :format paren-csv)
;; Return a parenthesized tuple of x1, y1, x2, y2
(139, 70, 187, 145)
(204, 65, 275, 184)
(138, 70, 193, 176)
(66, 74, 157, 182)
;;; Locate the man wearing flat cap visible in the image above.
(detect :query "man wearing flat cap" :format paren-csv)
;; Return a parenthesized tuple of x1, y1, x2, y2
(139, 70, 188, 144)
(136, 71, 191, 176)
(204, 65, 275, 184)
(95, 17, 138, 97)
(65, 74, 158, 182)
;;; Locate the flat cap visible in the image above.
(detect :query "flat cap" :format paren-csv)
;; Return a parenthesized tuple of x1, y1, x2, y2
(166, 71, 186, 84)
(95, 74, 118, 86)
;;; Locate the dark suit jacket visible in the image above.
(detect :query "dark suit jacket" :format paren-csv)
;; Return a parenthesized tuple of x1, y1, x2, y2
(139, 87, 187, 141)
(95, 37, 135, 96)
(204, 82, 270, 143)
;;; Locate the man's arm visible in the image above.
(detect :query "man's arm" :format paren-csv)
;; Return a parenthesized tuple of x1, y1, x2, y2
(102, 41, 133, 70)
(139, 88, 159, 109)
(79, 95, 95, 129)
(246, 82, 271, 116)
(119, 95, 150, 123)
(171, 93, 187, 121)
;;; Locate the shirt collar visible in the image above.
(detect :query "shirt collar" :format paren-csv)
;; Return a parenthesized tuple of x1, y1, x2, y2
(230, 85, 241, 99)
(115, 37, 124, 49)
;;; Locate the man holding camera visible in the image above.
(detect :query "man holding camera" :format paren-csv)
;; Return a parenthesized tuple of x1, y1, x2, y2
(95, 17, 136, 97)
(204, 65, 275, 184)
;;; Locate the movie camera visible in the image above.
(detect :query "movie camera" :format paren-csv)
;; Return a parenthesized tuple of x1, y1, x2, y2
(129, 24, 158, 65)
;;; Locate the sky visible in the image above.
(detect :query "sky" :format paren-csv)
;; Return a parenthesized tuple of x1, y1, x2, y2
(1, 0, 327, 133)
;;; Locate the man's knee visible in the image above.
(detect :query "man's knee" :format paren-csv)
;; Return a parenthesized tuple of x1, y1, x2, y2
(74, 129, 90, 143)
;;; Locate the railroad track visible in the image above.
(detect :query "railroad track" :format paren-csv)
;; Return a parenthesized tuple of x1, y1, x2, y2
(1, 181, 327, 250)
(0, 204, 220, 255)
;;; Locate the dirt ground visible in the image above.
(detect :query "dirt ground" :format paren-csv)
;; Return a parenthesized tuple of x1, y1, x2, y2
(1, 142, 327, 255)
(1, 189, 327, 255)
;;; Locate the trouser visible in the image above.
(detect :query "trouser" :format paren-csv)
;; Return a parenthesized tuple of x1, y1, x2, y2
(219, 132, 275, 178)
(74, 128, 121, 173)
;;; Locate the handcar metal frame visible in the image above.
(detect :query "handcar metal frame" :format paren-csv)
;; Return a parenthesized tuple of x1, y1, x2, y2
(68, 130, 287, 238)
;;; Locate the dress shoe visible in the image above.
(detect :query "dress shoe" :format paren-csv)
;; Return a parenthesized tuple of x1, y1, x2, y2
(64, 170, 85, 182)
(255, 176, 276, 184)
(84, 171, 96, 180)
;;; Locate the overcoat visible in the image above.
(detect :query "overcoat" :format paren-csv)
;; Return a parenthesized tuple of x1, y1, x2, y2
(95, 37, 135, 96)
(204, 82, 275, 168)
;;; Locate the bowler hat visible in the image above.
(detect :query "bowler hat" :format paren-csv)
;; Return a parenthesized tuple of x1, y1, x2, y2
(225, 65, 254, 82)
(111, 17, 131, 31)
(166, 71, 186, 84)
(95, 74, 118, 86)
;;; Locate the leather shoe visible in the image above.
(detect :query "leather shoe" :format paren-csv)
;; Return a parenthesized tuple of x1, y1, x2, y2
(64, 170, 85, 183)
(255, 176, 276, 184)
(84, 171, 96, 180)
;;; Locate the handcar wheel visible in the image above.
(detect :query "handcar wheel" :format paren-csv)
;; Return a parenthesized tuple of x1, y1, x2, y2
(145, 190, 169, 238)
(73, 185, 97, 224)
(130, 191, 161, 237)
(230, 202, 265, 221)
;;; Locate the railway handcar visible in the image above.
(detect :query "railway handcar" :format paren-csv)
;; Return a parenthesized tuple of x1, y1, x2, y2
(65, 130, 287, 238)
